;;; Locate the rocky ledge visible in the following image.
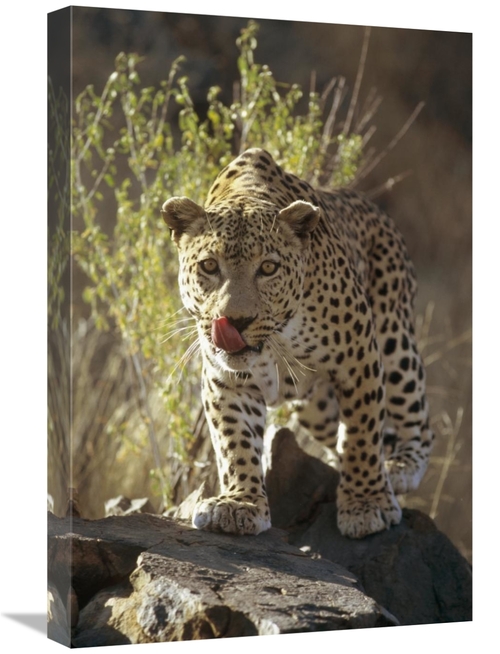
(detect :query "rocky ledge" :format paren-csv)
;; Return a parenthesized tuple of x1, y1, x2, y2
(47, 429, 472, 646)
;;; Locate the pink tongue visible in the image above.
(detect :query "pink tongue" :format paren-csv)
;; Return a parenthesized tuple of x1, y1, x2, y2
(211, 317, 247, 353)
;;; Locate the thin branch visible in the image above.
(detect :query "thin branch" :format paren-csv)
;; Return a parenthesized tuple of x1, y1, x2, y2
(364, 170, 413, 197)
(129, 349, 168, 504)
(320, 77, 346, 156)
(79, 156, 113, 206)
(355, 90, 383, 135)
(320, 76, 338, 106)
(156, 57, 184, 140)
(361, 124, 377, 147)
(355, 101, 425, 184)
(343, 26, 371, 136)
(75, 77, 113, 167)
(309, 69, 316, 96)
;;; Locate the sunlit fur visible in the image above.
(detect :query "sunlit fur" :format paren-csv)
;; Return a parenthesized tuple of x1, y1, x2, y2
(162, 148, 433, 538)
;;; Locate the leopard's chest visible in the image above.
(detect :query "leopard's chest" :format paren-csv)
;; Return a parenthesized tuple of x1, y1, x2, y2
(246, 321, 320, 407)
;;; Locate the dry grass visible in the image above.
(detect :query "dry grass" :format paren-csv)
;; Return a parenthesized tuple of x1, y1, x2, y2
(403, 300, 472, 561)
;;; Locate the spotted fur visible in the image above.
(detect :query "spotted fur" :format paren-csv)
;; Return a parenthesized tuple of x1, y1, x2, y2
(161, 148, 433, 539)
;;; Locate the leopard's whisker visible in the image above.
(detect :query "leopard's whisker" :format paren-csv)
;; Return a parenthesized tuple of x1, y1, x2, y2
(275, 335, 317, 375)
(206, 212, 215, 235)
(156, 315, 196, 330)
(157, 306, 193, 323)
(159, 325, 198, 345)
(167, 337, 201, 384)
(268, 335, 300, 378)
(267, 336, 300, 395)
(286, 351, 317, 374)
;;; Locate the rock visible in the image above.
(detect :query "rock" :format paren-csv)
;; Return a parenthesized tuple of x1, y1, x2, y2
(105, 495, 156, 517)
(265, 428, 472, 626)
(72, 582, 140, 647)
(48, 515, 146, 611)
(264, 426, 339, 529)
(47, 426, 472, 646)
(291, 505, 472, 625)
(47, 582, 71, 646)
(48, 511, 397, 646)
(167, 483, 207, 521)
(47, 580, 79, 642)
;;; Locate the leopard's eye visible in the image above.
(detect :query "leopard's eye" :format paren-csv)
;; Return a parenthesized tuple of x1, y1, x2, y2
(259, 260, 280, 276)
(199, 258, 219, 275)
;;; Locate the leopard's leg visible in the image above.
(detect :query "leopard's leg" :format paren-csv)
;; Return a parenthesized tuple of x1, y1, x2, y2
(331, 340, 402, 539)
(192, 366, 271, 535)
(379, 330, 434, 494)
(293, 381, 407, 481)
(292, 356, 400, 537)
(370, 255, 434, 495)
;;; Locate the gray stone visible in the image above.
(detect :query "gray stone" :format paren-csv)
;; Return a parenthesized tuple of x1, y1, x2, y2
(47, 582, 71, 647)
(49, 511, 397, 646)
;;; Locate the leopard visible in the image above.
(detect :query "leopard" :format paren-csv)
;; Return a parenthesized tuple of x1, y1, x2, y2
(161, 148, 433, 539)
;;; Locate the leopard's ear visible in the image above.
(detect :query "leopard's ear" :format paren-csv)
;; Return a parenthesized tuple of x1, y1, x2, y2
(161, 197, 205, 240)
(278, 200, 320, 240)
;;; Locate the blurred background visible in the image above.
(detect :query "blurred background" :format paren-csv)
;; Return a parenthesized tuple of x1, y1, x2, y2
(49, 8, 471, 561)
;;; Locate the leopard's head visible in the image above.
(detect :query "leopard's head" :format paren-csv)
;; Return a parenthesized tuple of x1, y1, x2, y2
(161, 196, 320, 372)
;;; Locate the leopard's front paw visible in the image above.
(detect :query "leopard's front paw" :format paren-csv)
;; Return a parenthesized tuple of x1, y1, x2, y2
(192, 496, 271, 535)
(336, 487, 402, 539)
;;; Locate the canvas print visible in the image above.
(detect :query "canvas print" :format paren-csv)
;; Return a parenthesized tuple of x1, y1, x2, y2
(47, 5, 472, 646)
